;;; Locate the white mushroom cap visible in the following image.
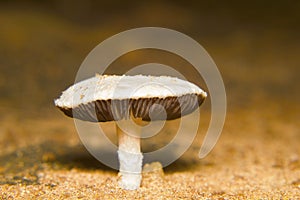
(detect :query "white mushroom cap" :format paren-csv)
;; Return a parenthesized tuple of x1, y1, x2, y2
(55, 74, 207, 122)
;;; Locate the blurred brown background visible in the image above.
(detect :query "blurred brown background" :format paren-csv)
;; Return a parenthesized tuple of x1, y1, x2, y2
(0, 1, 299, 198)
(0, 0, 299, 114)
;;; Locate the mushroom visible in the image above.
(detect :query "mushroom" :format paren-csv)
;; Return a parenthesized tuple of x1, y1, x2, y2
(54, 74, 207, 190)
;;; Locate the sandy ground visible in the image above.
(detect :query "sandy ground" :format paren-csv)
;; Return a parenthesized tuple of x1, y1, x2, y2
(0, 2, 300, 199)
(0, 104, 299, 199)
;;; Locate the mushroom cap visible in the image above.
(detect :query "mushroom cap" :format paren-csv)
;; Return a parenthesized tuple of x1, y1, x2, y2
(55, 74, 207, 122)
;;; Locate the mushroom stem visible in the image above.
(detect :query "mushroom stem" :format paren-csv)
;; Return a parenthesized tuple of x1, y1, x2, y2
(117, 118, 143, 190)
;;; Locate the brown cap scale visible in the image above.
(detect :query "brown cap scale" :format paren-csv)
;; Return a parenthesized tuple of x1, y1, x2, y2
(55, 74, 207, 190)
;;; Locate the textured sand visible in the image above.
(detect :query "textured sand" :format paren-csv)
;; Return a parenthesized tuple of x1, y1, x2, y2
(0, 106, 299, 199)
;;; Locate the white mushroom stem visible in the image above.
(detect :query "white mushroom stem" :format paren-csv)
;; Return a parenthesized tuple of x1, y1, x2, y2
(117, 118, 144, 190)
